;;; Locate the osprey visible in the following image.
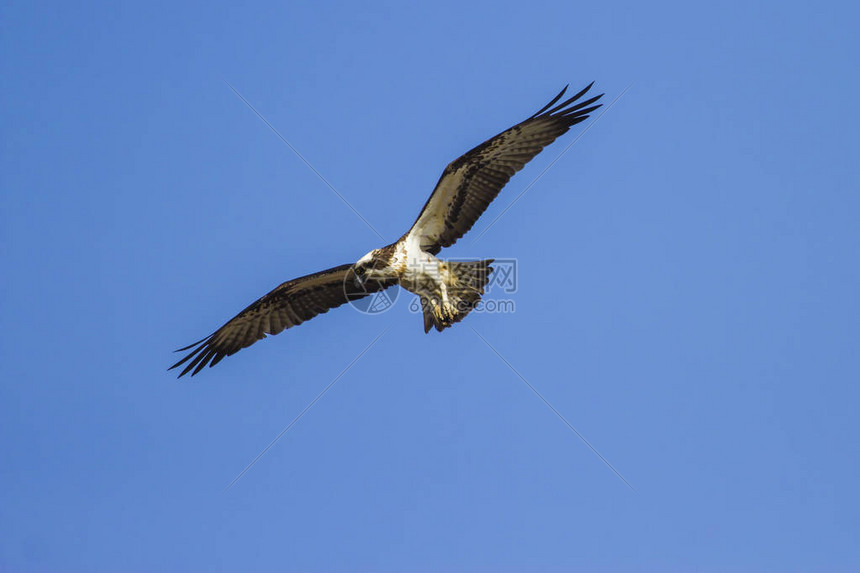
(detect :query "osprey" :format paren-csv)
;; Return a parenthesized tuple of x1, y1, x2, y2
(171, 83, 603, 377)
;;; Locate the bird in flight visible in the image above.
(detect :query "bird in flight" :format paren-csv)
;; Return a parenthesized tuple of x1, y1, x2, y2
(171, 83, 603, 377)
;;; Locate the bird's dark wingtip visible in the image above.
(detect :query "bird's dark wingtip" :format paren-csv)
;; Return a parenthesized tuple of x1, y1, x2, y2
(174, 335, 211, 353)
(169, 336, 215, 378)
(530, 85, 570, 119)
(532, 82, 602, 120)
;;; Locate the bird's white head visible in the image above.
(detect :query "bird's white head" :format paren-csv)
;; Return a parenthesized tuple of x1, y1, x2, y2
(356, 250, 375, 267)
(353, 249, 380, 287)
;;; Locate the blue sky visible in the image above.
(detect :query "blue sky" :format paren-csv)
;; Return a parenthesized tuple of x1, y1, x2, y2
(2, 0, 858, 571)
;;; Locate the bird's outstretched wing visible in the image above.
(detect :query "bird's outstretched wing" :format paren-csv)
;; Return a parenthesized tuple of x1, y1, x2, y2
(170, 264, 395, 377)
(406, 83, 603, 254)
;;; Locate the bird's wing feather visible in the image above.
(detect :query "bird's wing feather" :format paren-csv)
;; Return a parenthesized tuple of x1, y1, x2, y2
(407, 83, 602, 254)
(170, 264, 395, 377)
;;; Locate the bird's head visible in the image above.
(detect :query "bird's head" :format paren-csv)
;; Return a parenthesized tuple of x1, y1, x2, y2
(353, 249, 382, 289)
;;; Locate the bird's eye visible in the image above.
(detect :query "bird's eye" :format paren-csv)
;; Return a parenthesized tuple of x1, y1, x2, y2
(356, 267, 366, 276)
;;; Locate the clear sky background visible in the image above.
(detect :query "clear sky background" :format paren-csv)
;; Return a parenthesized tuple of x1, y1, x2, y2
(2, 1, 858, 571)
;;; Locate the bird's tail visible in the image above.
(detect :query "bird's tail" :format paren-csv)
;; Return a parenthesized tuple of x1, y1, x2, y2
(422, 259, 495, 333)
